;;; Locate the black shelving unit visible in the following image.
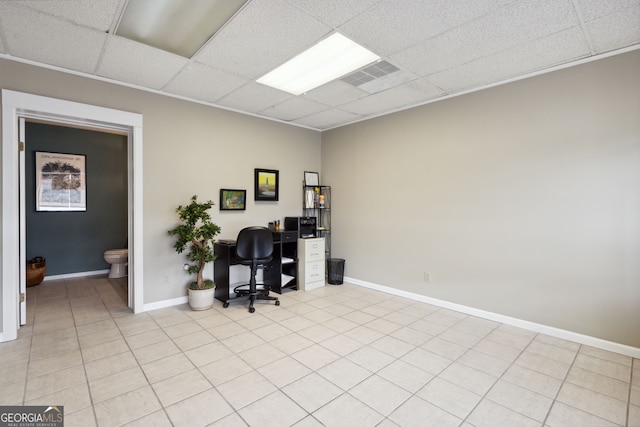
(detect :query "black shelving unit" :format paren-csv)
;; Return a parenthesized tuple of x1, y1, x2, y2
(302, 185, 331, 259)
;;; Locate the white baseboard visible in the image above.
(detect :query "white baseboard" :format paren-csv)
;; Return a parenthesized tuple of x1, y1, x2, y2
(43, 270, 110, 281)
(139, 275, 639, 358)
(143, 296, 188, 312)
(344, 276, 640, 359)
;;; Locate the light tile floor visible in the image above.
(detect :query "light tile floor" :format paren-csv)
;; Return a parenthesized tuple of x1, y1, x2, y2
(0, 276, 638, 427)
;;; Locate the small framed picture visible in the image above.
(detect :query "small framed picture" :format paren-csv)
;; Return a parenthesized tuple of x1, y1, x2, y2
(255, 169, 279, 201)
(304, 171, 319, 186)
(220, 189, 246, 211)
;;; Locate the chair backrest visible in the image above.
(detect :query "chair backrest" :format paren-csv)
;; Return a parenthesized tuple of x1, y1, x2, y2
(236, 226, 273, 261)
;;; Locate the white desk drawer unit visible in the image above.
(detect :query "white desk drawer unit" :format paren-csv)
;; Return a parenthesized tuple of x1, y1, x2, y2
(298, 237, 325, 291)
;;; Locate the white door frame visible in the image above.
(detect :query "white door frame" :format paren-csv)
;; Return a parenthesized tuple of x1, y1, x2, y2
(18, 117, 26, 325)
(2, 89, 144, 342)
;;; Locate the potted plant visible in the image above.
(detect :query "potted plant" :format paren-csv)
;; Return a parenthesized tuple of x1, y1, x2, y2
(168, 195, 221, 310)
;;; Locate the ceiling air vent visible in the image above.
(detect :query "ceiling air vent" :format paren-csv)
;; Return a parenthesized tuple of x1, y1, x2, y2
(342, 60, 412, 94)
(341, 61, 400, 87)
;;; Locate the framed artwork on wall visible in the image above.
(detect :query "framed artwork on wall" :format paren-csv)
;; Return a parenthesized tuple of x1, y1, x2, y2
(254, 168, 279, 201)
(304, 171, 319, 186)
(35, 151, 86, 211)
(220, 189, 246, 211)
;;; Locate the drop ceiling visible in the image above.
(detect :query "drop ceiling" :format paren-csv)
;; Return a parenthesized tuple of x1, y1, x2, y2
(0, 0, 638, 131)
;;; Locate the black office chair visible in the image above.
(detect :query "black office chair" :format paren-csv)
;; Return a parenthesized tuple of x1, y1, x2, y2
(223, 226, 280, 313)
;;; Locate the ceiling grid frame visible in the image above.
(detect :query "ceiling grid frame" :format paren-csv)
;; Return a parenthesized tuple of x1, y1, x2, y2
(0, 0, 636, 131)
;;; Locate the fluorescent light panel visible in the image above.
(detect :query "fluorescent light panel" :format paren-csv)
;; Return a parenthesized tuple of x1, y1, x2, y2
(116, 0, 247, 58)
(257, 33, 380, 95)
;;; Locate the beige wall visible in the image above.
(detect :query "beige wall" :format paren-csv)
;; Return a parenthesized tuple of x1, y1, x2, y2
(0, 58, 321, 307)
(2, 51, 639, 347)
(322, 51, 640, 347)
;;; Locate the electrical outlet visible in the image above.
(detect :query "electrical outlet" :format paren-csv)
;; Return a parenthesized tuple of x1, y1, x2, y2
(424, 272, 432, 283)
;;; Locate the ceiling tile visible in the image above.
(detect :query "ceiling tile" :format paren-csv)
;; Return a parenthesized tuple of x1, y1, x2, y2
(391, 0, 580, 77)
(163, 62, 249, 103)
(217, 83, 293, 113)
(194, 0, 331, 79)
(575, 0, 640, 21)
(0, 0, 636, 130)
(98, 36, 188, 90)
(292, 0, 382, 27)
(293, 109, 363, 130)
(302, 80, 369, 107)
(339, 0, 515, 56)
(356, 69, 418, 94)
(0, 2, 106, 74)
(340, 78, 445, 116)
(14, 0, 121, 31)
(428, 28, 591, 93)
(259, 97, 329, 122)
(586, 6, 640, 53)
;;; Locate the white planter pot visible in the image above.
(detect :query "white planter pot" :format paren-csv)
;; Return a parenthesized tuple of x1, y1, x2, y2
(188, 286, 215, 311)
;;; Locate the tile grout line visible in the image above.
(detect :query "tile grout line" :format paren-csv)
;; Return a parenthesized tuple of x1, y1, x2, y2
(22, 285, 38, 407)
(115, 309, 175, 426)
(245, 297, 404, 423)
(283, 300, 424, 425)
(352, 304, 489, 423)
(192, 314, 282, 425)
(64, 277, 162, 425)
(12, 279, 638, 426)
(540, 340, 581, 427)
(160, 300, 318, 424)
(60, 279, 104, 423)
(414, 310, 475, 424)
(329, 304, 430, 424)
(626, 358, 635, 427)
(458, 327, 536, 425)
(555, 347, 633, 426)
(278, 303, 375, 422)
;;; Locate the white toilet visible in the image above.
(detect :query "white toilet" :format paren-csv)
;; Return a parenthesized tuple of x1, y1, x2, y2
(103, 249, 128, 278)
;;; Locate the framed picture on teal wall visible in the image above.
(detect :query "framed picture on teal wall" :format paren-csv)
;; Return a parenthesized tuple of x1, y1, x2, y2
(35, 151, 86, 211)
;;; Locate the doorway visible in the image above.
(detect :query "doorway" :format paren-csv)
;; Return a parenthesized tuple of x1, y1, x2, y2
(26, 121, 128, 281)
(1, 90, 144, 342)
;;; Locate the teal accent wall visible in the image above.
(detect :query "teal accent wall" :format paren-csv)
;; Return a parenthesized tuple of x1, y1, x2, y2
(26, 122, 128, 276)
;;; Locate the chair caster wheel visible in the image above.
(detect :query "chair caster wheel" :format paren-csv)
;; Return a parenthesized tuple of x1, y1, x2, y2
(275, 300, 280, 306)
(249, 307, 255, 313)
(223, 302, 229, 308)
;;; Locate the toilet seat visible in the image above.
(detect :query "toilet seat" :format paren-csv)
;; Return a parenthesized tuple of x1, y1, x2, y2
(105, 249, 128, 256)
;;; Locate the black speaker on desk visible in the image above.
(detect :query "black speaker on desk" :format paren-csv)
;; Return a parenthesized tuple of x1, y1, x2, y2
(285, 216, 316, 238)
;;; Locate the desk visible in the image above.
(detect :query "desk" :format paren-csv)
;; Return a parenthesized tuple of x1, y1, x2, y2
(214, 230, 297, 304)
